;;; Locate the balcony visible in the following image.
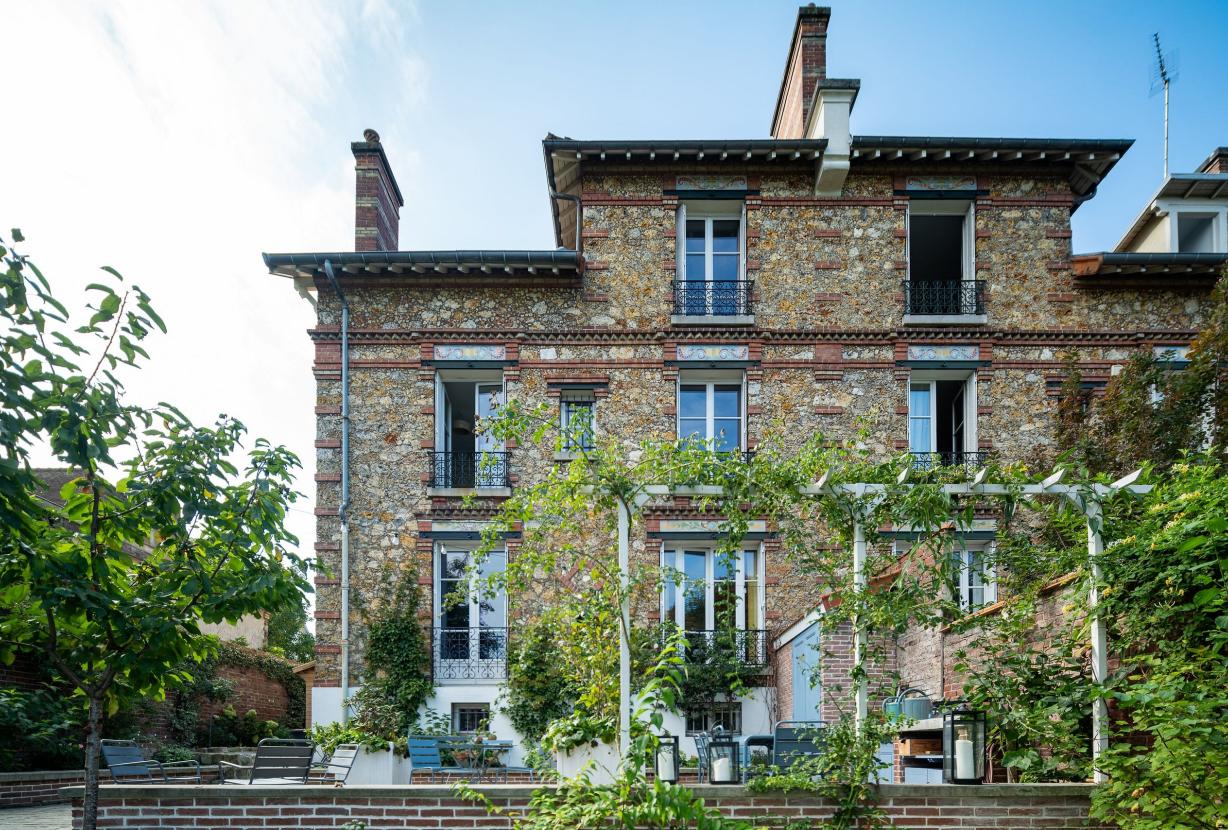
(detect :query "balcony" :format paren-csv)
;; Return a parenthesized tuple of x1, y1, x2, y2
(674, 628, 772, 671)
(671, 280, 754, 325)
(432, 627, 508, 682)
(902, 280, 986, 324)
(910, 451, 989, 473)
(427, 451, 510, 493)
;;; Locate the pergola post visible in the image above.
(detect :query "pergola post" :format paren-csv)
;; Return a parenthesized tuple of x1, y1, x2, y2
(617, 499, 632, 758)
(1084, 499, 1109, 783)
(852, 519, 869, 728)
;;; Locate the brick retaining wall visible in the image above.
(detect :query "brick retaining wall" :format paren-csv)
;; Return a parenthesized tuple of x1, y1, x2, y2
(64, 783, 1109, 829)
(0, 769, 109, 808)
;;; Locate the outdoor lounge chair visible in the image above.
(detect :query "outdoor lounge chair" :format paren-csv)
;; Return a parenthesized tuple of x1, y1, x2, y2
(772, 720, 827, 771)
(219, 738, 314, 784)
(308, 743, 359, 785)
(693, 733, 710, 783)
(100, 740, 202, 783)
(407, 736, 474, 783)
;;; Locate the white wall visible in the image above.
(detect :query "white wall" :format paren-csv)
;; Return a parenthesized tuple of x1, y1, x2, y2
(311, 685, 346, 729)
(424, 683, 523, 765)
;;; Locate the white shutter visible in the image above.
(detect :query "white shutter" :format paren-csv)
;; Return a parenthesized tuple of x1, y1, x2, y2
(739, 202, 748, 282)
(676, 203, 687, 279)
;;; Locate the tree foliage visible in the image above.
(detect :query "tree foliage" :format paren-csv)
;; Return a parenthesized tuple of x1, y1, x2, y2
(266, 593, 315, 662)
(0, 232, 309, 830)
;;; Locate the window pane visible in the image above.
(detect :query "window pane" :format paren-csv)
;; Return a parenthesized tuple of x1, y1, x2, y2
(743, 550, 760, 630)
(714, 419, 740, 451)
(684, 551, 707, 631)
(712, 220, 739, 252)
(713, 386, 740, 417)
(712, 254, 739, 281)
(679, 418, 707, 443)
(680, 386, 708, 418)
(686, 253, 707, 281)
(686, 220, 706, 252)
(662, 550, 677, 625)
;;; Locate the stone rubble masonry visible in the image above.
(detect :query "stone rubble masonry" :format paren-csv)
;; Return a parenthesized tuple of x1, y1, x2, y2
(66, 783, 1112, 829)
(305, 164, 1212, 699)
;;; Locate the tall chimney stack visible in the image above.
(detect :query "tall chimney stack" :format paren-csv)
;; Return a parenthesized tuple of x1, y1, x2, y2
(771, 5, 831, 140)
(352, 128, 404, 251)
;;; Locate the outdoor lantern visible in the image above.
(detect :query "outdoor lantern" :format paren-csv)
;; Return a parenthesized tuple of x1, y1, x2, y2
(942, 703, 987, 784)
(708, 737, 741, 784)
(654, 735, 680, 784)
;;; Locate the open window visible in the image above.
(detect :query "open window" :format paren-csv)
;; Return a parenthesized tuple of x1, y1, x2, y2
(434, 546, 507, 681)
(908, 372, 980, 469)
(677, 371, 745, 452)
(906, 201, 982, 318)
(675, 200, 750, 318)
(661, 546, 766, 667)
(950, 541, 997, 612)
(433, 371, 507, 488)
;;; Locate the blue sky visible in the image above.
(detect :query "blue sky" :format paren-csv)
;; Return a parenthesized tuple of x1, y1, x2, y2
(357, 0, 1228, 253)
(2, 0, 1225, 571)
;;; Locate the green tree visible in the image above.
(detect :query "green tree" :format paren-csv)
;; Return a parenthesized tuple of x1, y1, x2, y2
(0, 232, 309, 830)
(266, 594, 315, 662)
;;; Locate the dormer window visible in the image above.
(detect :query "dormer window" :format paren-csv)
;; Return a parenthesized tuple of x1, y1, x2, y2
(674, 201, 751, 321)
(1177, 212, 1218, 253)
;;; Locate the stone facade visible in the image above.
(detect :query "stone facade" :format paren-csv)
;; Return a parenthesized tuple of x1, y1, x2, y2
(271, 6, 1215, 771)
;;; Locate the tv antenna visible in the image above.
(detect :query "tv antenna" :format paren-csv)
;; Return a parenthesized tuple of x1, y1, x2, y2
(1149, 33, 1179, 178)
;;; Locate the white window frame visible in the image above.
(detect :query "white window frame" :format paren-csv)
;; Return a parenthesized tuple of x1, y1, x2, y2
(685, 701, 743, 736)
(906, 200, 976, 282)
(434, 544, 507, 675)
(676, 370, 746, 452)
(1160, 202, 1228, 254)
(907, 371, 978, 456)
(660, 544, 765, 633)
(677, 201, 747, 285)
(559, 390, 597, 452)
(434, 370, 506, 454)
(952, 541, 997, 612)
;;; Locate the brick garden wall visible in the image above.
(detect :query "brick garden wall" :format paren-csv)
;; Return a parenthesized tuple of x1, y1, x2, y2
(66, 783, 1111, 829)
(0, 769, 109, 808)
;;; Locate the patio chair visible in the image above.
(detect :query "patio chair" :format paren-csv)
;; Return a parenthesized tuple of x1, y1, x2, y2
(772, 720, 827, 772)
(100, 740, 202, 783)
(308, 743, 359, 786)
(219, 738, 314, 784)
(407, 736, 474, 783)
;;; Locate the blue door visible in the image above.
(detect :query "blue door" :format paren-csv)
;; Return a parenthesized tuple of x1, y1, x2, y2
(791, 623, 822, 720)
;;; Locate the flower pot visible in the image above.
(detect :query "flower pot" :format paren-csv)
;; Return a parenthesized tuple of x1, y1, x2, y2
(346, 742, 410, 784)
(555, 741, 620, 785)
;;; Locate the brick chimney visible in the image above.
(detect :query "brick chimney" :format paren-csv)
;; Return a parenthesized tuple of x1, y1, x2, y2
(351, 128, 404, 251)
(1197, 146, 1228, 175)
(770, 5, 831, 139)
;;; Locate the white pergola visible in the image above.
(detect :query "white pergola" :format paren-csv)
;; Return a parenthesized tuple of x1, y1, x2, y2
(612, 468, 1150, 784)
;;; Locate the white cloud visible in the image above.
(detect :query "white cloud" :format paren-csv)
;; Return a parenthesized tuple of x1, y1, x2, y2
(0, 0, 427, 609)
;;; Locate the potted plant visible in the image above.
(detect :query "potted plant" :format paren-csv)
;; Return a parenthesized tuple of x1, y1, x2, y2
(544, 711, 620, 784)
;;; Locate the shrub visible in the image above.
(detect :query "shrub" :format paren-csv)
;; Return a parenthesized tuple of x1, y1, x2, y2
(0, 687, 84, 771)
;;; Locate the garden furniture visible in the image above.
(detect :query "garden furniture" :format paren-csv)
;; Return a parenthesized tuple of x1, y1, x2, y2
(308, 743, 359, 785)
(100, 740, 202, 783)
(219, 738, 314, 784)
(407, 736, 476, 783)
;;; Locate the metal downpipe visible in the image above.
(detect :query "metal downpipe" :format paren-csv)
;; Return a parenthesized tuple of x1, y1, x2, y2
(323, 260, 351, 724)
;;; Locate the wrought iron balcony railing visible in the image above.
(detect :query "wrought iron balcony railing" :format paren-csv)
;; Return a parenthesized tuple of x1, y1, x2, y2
(432, 627, 508, 681)
(672, 280, 754, 317)
(428, 451, 510, 489)
(910, 451, 989, 473)
(902, 280, 986, 316)
(668, 628, 772, 670)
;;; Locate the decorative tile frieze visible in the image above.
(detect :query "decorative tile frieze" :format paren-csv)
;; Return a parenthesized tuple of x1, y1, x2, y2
(433, 344, 506, 362)
(676, 344, 749, 362)
(907, 344, 980, 362)
(904, 175, 977, 192)
(676, 174, 748, 191)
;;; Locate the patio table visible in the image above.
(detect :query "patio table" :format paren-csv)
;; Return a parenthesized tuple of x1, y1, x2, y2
(439, 739, 515, 781)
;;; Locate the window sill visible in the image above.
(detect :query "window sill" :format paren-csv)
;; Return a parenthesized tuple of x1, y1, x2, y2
(553, 451, 595, 462)
(426, 487, 512, 498)
(902, 314, 987, 326)
(671, 314, 755, 326)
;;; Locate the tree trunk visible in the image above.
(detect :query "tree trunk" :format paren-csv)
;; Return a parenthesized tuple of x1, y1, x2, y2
(82, 695, 103, 830)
